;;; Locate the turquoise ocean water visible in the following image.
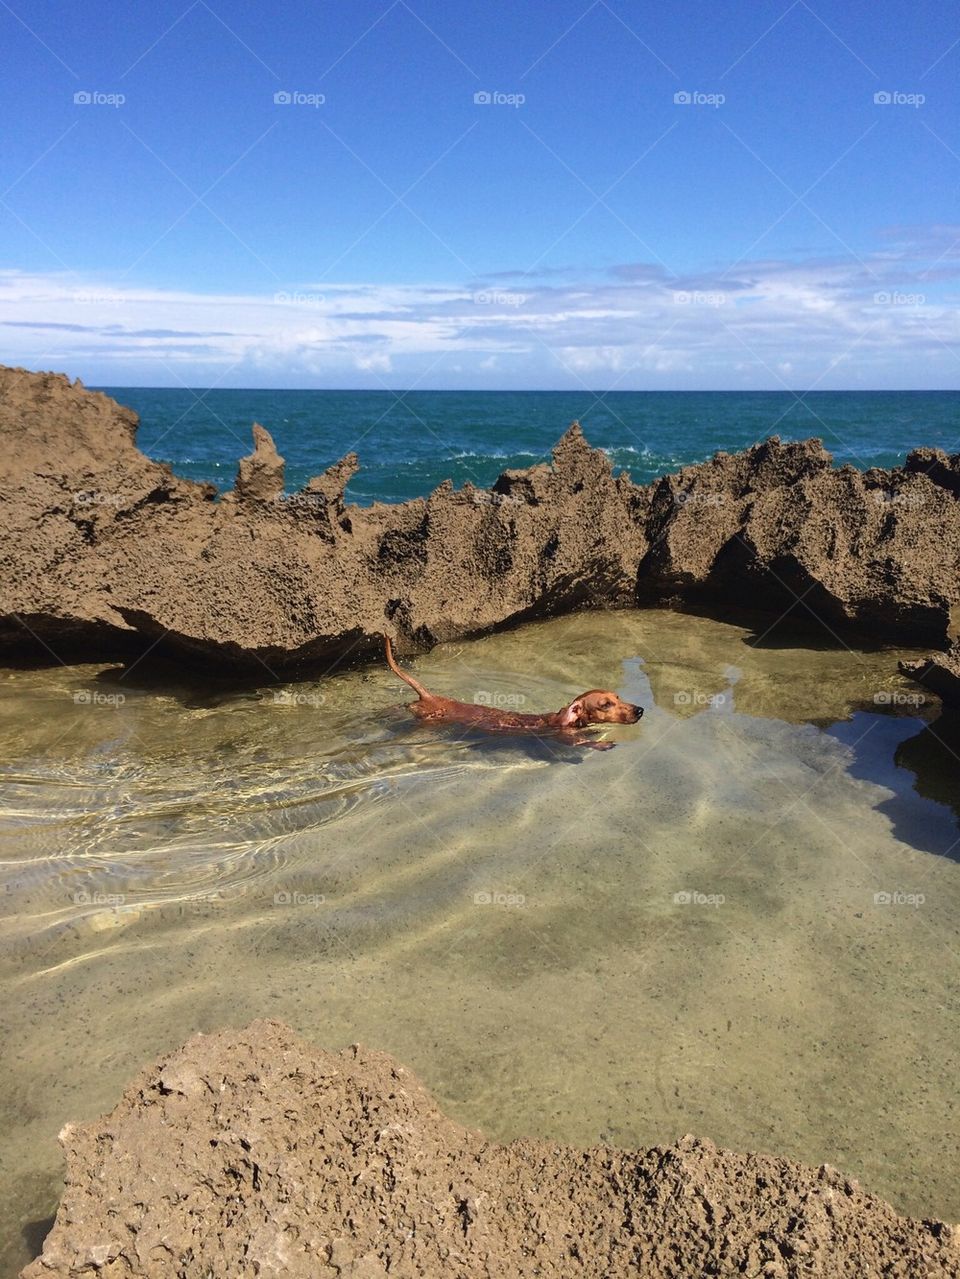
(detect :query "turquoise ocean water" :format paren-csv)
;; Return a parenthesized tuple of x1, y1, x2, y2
(99, 388, 960, 505)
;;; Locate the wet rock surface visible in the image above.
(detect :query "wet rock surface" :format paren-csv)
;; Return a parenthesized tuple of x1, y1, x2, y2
(2, 364, 960, 672)
(22, 1020, 960, 1279)
(901, 645, 960, 707)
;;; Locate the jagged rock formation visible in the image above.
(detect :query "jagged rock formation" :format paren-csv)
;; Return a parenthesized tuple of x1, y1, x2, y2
(22, 1021, 960, 1279)
(232, 422, 285, 503)
(2, 365, 959, 671)
(638, 440, 960, 643)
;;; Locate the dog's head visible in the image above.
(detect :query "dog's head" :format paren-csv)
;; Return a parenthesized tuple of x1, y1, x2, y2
(558, 690, 643, 728)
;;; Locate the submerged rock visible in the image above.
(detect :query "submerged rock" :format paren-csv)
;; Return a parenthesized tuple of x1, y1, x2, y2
(901, 645, 960, 708)
(22, 1020, 960, 1278)
(2, 364, 959, 671)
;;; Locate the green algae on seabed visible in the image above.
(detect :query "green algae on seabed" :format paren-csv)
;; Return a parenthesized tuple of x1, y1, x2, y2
(0, 609, 958, 1276)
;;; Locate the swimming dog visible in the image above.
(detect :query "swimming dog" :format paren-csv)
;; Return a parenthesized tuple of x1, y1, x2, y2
(384, 635, 642, 749)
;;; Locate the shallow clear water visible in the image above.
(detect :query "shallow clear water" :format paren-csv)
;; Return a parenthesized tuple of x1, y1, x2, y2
(2, 610, 960, 1275)
(98, 386, 960, 503)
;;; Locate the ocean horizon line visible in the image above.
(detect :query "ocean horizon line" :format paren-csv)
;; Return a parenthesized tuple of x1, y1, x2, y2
(93, 384, 960, 396)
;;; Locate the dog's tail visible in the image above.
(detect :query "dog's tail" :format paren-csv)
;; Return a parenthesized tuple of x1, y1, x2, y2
(383, 634, 431, 700)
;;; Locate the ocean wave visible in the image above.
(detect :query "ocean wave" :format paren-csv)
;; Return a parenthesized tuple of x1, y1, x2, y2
(359, 451, 544, 471)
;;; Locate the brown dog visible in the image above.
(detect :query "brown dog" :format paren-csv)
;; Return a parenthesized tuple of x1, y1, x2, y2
(384, 635, 642, 749)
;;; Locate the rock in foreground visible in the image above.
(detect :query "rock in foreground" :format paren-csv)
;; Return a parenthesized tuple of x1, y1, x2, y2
(23, 1020, 959, 1278)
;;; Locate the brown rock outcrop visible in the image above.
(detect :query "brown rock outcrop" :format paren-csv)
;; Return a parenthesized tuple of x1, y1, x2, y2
(232, 422, 285, 503)
(0, 367, 206, 656)
(22, 1021, 960, 1279)
(2, 365, 960, 671)
(637, 439, 960, 644)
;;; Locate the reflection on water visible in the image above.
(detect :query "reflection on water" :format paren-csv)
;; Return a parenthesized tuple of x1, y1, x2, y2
(827, 713, 960, 860)
(895, 711, 960, 826)
(1, 609, 959, 1275)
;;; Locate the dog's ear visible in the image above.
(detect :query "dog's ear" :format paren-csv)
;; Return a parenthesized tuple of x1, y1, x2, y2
(558, 698, 586, 728)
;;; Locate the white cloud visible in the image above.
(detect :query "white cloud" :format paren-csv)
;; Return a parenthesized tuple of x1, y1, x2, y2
(354, 351, 392, 373)
(0, 233, 958, 389)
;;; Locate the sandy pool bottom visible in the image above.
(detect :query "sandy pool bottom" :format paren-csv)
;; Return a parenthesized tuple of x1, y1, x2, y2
(0, 609, 958, 1275)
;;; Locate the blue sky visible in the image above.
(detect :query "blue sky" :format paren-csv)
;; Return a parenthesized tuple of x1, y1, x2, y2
(2, 0, 959, 388)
